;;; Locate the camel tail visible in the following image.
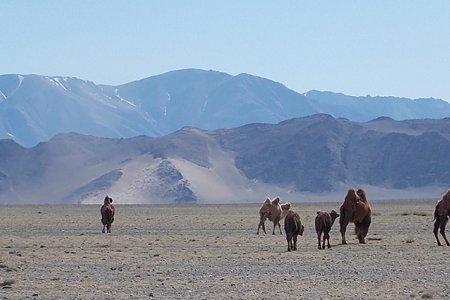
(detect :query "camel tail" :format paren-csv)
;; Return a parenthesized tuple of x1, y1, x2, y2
(433, 205, 438, 222)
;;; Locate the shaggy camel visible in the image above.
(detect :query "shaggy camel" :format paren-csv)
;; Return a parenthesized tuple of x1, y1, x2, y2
(101, 196, 115, 233)
(315, 210, 339, 249)
(284, 210, 304, 251)
(433, 189, 450, 246)
(339, 188, 372, 244)
(257, 197, 290, 235)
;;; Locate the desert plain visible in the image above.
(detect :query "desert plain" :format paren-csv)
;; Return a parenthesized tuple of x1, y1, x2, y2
(1, 200, 449, 299)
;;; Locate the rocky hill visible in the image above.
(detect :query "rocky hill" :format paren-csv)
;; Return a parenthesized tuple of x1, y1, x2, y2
(1, 114, 449, 204)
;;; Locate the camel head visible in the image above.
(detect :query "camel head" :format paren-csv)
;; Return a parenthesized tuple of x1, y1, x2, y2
(330, 210, 339, 221)
(103, 196, 113, 205)
(281, 202, 291, 211)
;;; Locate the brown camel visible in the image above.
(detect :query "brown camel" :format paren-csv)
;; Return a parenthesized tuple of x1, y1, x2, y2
(433, 189, 450, 246)
(101, 196, 115, 233)
(315, 210, 339, 250)
(339, 188, 372, 244)
(284, 210, 304, 251)
(257, 197, 289, 235)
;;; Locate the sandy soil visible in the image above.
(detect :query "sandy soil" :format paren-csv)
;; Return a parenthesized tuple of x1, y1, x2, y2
(0, 200, 449, 299)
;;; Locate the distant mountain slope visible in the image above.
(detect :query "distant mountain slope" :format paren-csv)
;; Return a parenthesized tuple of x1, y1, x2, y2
(1, 114, 449, 204)
(305, 90, 450, 121)
(0, 74, 158, 147)
(1, 69, 450, 147)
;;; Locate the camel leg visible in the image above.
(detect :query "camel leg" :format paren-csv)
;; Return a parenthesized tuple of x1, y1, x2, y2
(434, 218, 442, 246)
(325, 232, 331, 249)
(439, 216, 450, 246)
(340, 220, 349, 244)
(286, 233, 292, 251)
(257, 219, 267, 235)
(355, 224, 366, 244)
(322, 234, 326, 249)
(339, 206, 348, 244)
(257, 221, 263, 235)
(293, 233, 298, 251)
(317, 232, 322, 250)
(272, 221, 282, 235)
(360, 215, 371, 243)
(102, 224, 106, 233)
(360, 224, 370, 244)
(107, 224, 111, 233)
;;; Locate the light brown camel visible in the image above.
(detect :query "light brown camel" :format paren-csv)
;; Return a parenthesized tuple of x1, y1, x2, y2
(257, 197, 289, 235)
(433, 189, 450, 246)
(339, 188, 372, 244)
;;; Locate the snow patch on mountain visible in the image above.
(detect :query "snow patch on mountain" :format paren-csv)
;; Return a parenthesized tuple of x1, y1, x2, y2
(201, 96, 208, 112)
(53, 77, 68, 91)
(17, 75, 24, 88)
(0, 89, 6, 101)
(114, 88, 136, 107)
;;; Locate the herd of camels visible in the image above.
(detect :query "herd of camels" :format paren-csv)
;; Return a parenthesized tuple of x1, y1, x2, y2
(100, 188, 450, 250)
(257, 188, 450, 251)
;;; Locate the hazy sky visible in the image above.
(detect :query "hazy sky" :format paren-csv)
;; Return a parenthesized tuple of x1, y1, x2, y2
(1, 1, 449, 101)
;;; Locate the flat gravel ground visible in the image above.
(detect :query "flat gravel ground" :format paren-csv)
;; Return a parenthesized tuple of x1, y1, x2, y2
(0, 201, 448, 299)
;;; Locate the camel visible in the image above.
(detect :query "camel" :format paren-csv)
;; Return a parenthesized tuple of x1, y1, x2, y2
(284, 210, 304, 251)
(433, 189, 450, 246)
(339, 188, 371, 244)
(315, 210, 339, 250)
(257, 197, 290, 235)
(101, 196, 115, 233)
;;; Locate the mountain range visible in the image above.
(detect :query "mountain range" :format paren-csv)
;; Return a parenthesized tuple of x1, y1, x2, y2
(1, 69, 450, 148)
(1, 114, 449, 204)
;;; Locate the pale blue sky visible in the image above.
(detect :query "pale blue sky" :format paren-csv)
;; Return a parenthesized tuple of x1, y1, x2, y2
(1, 1, 449, 101)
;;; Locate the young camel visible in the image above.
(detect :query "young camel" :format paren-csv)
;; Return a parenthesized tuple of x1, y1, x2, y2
(433, 189, 450, 246)
(315, 210, 339, 249)
(284, 210, 304, 251)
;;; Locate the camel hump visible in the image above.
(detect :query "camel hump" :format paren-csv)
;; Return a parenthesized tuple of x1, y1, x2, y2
(345, 188, 358, 203)
(356, 189, 367, 202)
(442, 189, 450, 202)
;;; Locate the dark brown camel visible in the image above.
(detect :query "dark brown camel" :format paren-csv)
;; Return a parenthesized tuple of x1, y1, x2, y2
(101, 196, 115, 233)
(284, 210, 304, 251)
(339, 188, 371, 244)
(433, 189, 450, 246)
(315, 210, 339, 249)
